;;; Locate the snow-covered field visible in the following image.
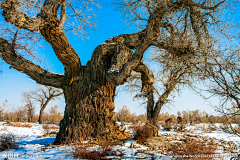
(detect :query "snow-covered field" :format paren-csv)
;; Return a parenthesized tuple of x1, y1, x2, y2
(0, 122, 239, 160)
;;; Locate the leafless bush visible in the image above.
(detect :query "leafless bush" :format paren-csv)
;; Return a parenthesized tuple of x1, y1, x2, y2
(114, 106, 147, 127)
(0, 103, 6, 121)
(71, 141, 117, 160)
(177, 110, 209, 125)
(167, 138, 217, 160)
(0, 133, 20, 151)
(131, 124, 154, 143)
(1, 104, 62, 124)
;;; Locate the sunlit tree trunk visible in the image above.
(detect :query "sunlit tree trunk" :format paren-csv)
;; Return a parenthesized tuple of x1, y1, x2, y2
(56, 84, 120, 143)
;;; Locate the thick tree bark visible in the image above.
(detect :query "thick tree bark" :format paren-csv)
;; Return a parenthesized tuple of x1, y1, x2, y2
(55, 84, 125, 143)
(55, 43, 134, 144)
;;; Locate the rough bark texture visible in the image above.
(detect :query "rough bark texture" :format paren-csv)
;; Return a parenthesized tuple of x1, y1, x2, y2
(55, 43, 134, 144)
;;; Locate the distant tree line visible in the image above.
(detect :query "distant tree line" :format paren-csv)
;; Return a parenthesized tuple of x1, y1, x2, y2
(114, 106, 147, 126)
(0, 102, 63, 124)
(114, 106, 240, 125)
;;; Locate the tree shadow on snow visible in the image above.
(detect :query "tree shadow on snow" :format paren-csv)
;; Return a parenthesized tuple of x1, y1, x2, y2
(20, 136, 56, 145)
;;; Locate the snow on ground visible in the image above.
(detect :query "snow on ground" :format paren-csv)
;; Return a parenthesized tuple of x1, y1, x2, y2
(0, 122, 239, 160)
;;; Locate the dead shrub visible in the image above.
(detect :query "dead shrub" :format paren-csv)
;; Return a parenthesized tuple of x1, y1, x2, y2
(131, 124, 154, 143)
(21, 123, 33, 128)
(0, 133, 20, 151)
(162, 123, 172, 131)
(71, 141, 117, 160)
(167, 138, 217, 160)
(13, 122, 21, 127)
(43, 124, 59, 133)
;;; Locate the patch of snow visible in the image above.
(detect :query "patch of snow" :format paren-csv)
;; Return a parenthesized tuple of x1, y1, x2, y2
(108, 65, 120, 73)
(0, 122, 239, 160)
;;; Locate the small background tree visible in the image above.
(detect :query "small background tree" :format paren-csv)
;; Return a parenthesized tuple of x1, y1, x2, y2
(0, 102, 6, 121)
(23, 86, 63, 124)
(22, 91, 36, 123)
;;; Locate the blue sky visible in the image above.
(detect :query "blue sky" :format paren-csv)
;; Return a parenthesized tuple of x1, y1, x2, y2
(0, 1, 221, 116)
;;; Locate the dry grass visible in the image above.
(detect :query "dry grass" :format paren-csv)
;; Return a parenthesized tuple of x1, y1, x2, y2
(71, 140, 118, 160)
(3, 122, 32, 128)
(167, 138, 217, 160)
(0, 133, 20, 151)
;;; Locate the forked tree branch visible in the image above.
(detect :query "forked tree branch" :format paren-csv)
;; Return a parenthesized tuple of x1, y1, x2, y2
(1, 0, 81, 77)
(106, 1, 185, 85)
(39, 0, 81, 76)
(1, 0, 44, 31)
(106, 40, 151, 85)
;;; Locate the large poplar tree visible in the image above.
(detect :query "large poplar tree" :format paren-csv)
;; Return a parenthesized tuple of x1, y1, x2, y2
(0, 0, 226, 144)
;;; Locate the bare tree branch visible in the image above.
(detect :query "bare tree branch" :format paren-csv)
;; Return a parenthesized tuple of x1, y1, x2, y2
(1, 0, 44, 31)
(0, 37, 65, 88)
(1, 0, 81, 77)
(186, 1, 225, 10)
(133, 62, 155, 120)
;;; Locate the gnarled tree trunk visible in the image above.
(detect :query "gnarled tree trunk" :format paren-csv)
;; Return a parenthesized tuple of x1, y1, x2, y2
(56, 84, 121, 143)
(55, 43, 136, 144)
